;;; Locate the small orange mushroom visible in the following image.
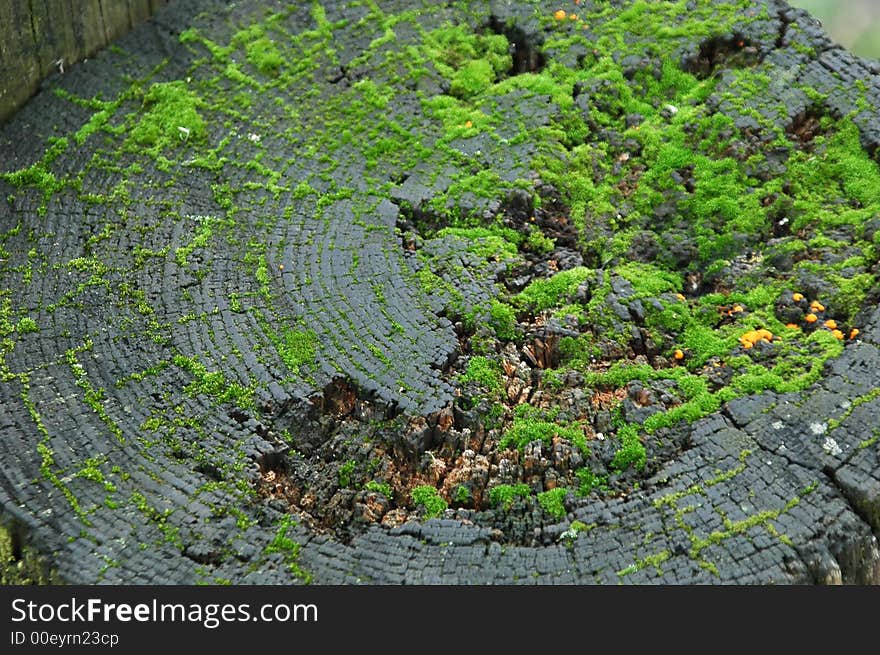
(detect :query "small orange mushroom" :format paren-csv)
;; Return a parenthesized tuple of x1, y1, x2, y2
(786, 323, 799, 330)
(850, 328, 860, 340)
(755, 329, 773, 341)
(810, 300, 825, 312)
(569, 13, 578, 20)
(675, 293, 686, 302)
(739, 329, 773, 349)
(792, 292, 804, 302)
(554, 9, 567, 20)
(823, 319, 837, 330)
(804, 313, 818, 323)
(732, 304, 744, 313)
(831, 329, 844, 340)
(464, 120, 473, 128)
(674, 349, 685, 360)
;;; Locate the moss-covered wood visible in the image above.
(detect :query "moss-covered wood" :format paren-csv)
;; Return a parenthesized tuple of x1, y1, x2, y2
(1, 0, 879, 584)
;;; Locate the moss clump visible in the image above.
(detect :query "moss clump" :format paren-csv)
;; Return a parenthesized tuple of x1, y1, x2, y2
(0, 136, 68, 211)
(516, 267, 593, 312)
(278, 329, 318, 372)
(488, 301, 518, 340)
(488, 483, 532, 510)
(611, 424, 646, 471)
(537, 488, 568, 519)
(2, 164, 61, 197)
(337, 460, 357, 488)
(616, 261, 682, 296)
(575, 469, 607, 496)
(411, 485, 447, 519)
(526, 228, 555, 255)
(452, 485, 471, 505)
(365, 480, 393, 497)
(130, 81, 206, 151)
(234, 24, 284, 76)
(173, 354, 253, 407)
(437, 227, 521, 260)
(422, 25, 511, 100)
(451, 58, 496, 99)
(499, 405, 589, 453)
(459, 355, 503, 393)
(15, 317, 39, 334)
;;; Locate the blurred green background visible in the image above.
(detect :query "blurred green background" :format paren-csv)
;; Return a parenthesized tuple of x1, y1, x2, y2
(790, 0, 880, 58)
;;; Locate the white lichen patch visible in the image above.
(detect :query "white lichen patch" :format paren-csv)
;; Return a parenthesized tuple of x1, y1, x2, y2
(822, 437, 842, 456)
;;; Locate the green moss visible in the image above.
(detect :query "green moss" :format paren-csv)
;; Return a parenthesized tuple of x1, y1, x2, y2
(15, 317, 39, 334)
(292, 181, 317, 199)
(857, 432, 879, 451)
(35, 439, 87, 522)
(611, 424, 646, 471)
(575, 469, 607, 496)
(278, 328, 318, 372)
(411, 485, 447, 519)
(488, 301, 518, 340)
(516, 266, 593, 312)
(453, 485, 471, 505)
(689, 484, 816, 560)
(365, 479, 393, 497)
(265, 515, 311, 583)
(537, 487, 568, 519)
(130, 81, 206, 152)
(450, 58, 495, 99)
(643, 389, 722, 431)
(500, 404, 590, 454)
(422, 24, 511, 100)
(173, 354, 254, 408)
(437, 226, 521, 258)
(653, 451, 750, 510)
(65, 342, 124, 444)
(416, 266, 464, 307)
(337, 460, 357, 488)
(459, 355, 503, 393)
(828, 388, 880, 432)
(826, 272, 875, 320)
(617, 549, 671, 577)
(489, 483, 532, 510)
(238, 26, 284, 76)
(617, 261, 681, 296)
(73, 99, 121, 146)
(175, 215, 233, 267)
(526, 227, 555, 255)
(0, 136, 67, 210)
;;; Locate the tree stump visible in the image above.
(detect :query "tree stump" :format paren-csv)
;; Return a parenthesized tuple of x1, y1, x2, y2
(1, 0, 879, 584)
